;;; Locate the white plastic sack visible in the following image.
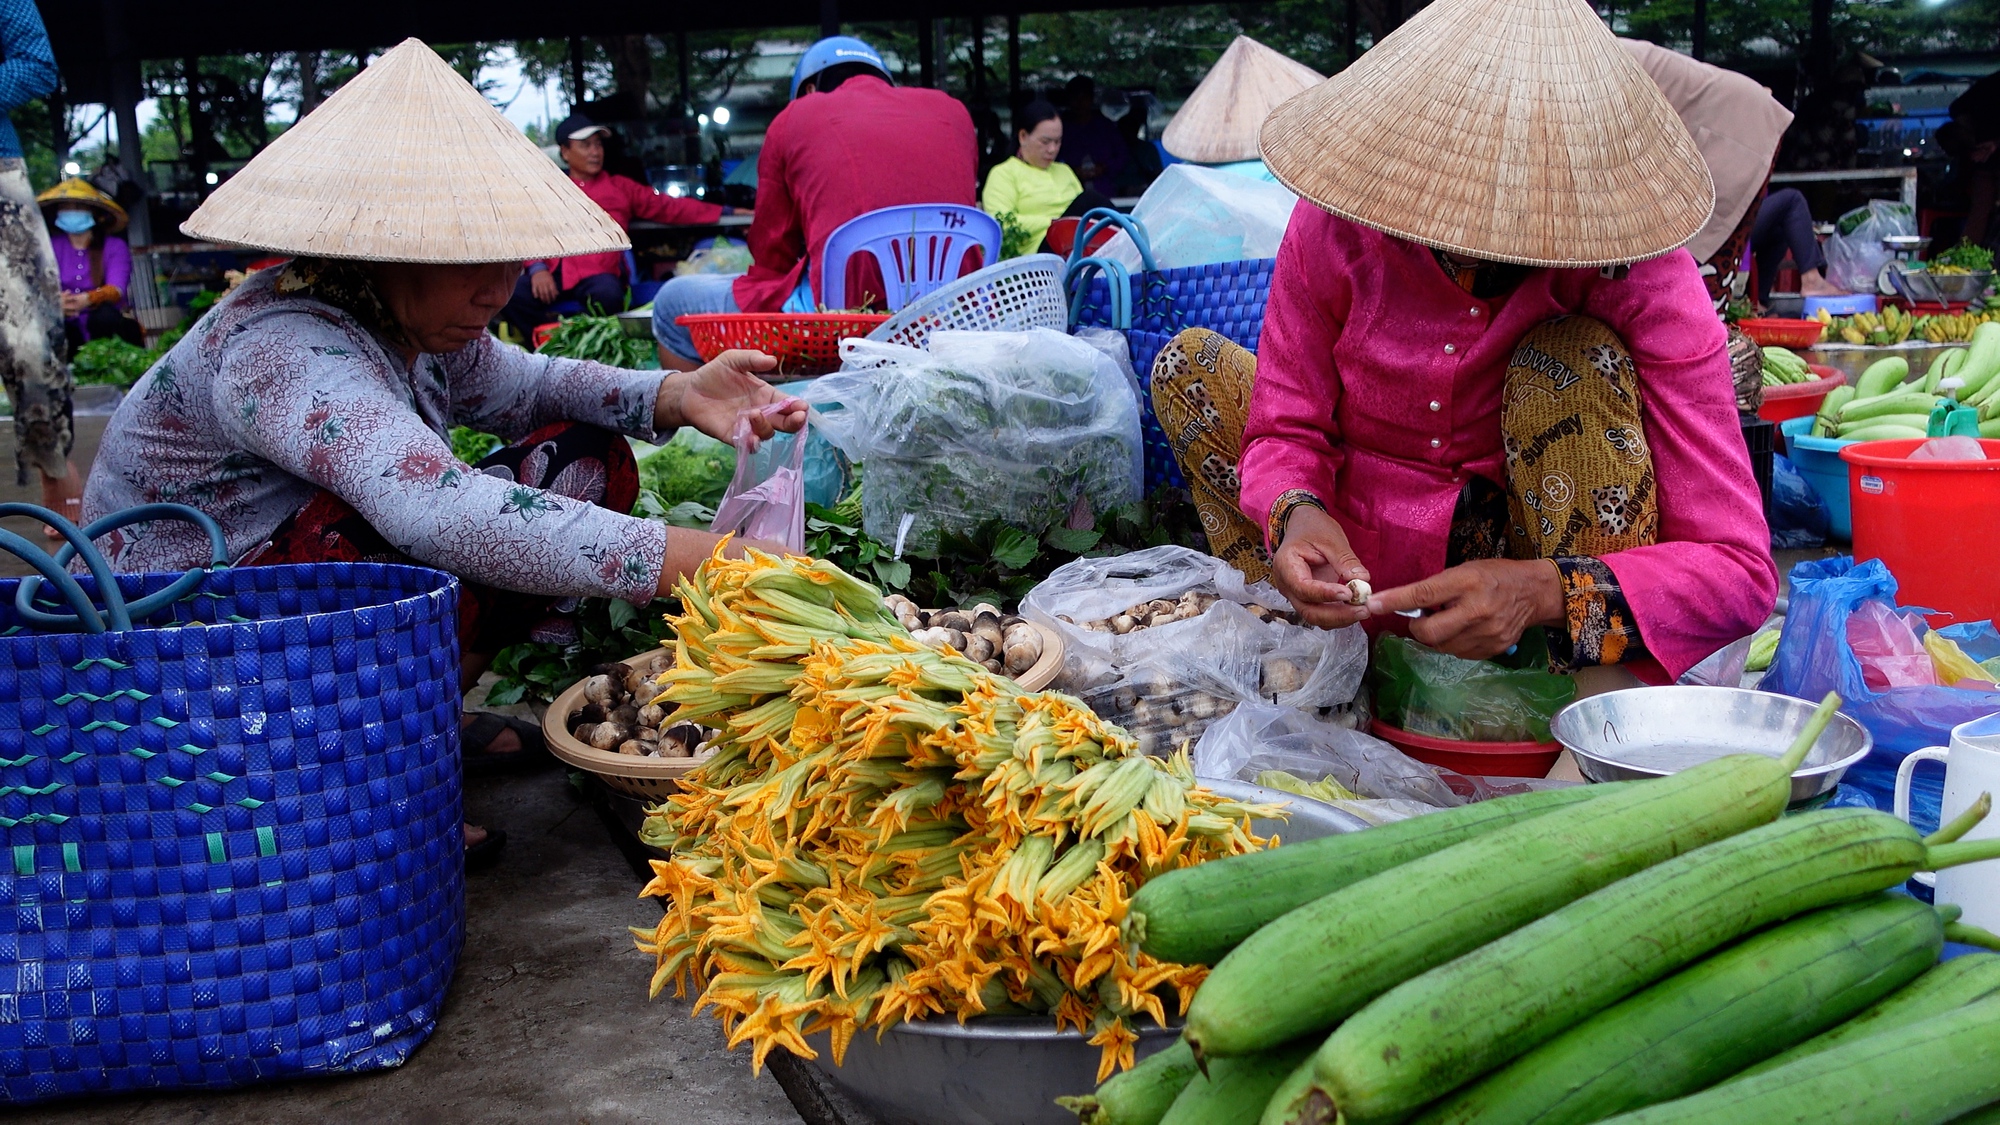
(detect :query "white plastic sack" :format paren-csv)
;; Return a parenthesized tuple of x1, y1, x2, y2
(1824, 201, 1914, 295)
(1097, 164, 1297, 271)
(802, 329, 1142, 554)
(1021, 545, 1367, 754)
(1193, 703, 1464, 809)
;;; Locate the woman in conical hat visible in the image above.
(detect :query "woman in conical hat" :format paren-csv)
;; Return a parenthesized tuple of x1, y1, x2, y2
(83, 41, 805, 859)
(1149, 0, 1775, 686)
(1161, 36, 1322, 182)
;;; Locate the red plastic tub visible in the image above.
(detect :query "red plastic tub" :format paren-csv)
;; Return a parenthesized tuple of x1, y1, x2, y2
(1737, 318, 1827, 349)
(1369, 719, 1563, 778)
(1758, 366, 1846, 424)
(1841, 438, 2000, 626)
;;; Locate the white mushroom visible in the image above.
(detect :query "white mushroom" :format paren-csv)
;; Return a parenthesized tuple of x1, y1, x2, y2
(1147, 611, 1177, 629)
(1261, 656, 1310, 697)
(1110, 614, 1138, 635)
(589, 722, 632, 752)
(617, 740, 647, 756)
(981, 658, 1003, 675)
(581, 674, 619, 709)
(637, 703, 666, 729)
(961, 633, 996, 663)
(934, 609, 974, 633)
(1346, 578, 1372, 607)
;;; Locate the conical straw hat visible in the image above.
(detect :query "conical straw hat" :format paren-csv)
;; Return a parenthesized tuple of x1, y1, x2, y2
(183, 39, 628, 263)
(1259, 0, 1714, 268)
(1163, 37, 1325, 164)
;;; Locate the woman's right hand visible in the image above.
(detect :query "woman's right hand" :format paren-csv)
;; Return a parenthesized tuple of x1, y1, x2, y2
(530, 269, 559, 303)
(1270, 505, 1371, 629)
(658, 527, 794, 596)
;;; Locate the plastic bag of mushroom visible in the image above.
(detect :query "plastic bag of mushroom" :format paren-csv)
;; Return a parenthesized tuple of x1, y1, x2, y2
(880, 594, 1046, 679)
(1021, 545, 1368, 756)
(567, 654, 720, 760)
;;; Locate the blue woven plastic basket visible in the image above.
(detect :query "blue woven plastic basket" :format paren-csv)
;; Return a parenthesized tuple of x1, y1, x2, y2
(0, 562, 463, 1104)
(1065, 210, 1277, 491)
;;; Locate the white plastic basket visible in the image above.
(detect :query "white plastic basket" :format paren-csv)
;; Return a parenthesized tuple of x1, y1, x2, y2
(865, 253, 1069, 350)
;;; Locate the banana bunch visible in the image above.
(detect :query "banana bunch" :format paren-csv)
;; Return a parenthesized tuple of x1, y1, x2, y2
(634, 545, 1279, 1081)
(1760, 346, 1816, 387)
(1921, 311, 1999, 344)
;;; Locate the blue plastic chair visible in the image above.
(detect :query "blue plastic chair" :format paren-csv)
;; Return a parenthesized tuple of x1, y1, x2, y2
(819, 203, 1001, 313)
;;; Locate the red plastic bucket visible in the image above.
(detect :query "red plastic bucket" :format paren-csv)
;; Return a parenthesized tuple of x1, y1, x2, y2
(1757, 367, 1846, 424)
(1840, 438, 2000, 626)
(1369, 719, 1562, 778)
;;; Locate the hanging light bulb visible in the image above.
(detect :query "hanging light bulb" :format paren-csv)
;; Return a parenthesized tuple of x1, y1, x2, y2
(712, 106, 731, 126)
(204, 171, 219, 185)
(698, 113, 710, 127)
(61, 161, 80, 176)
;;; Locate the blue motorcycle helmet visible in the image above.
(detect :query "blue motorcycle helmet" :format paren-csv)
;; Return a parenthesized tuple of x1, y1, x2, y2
(789, 36, 889, 100)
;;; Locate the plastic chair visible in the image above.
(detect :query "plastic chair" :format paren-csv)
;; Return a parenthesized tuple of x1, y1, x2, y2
(819, 203, 1002, 313)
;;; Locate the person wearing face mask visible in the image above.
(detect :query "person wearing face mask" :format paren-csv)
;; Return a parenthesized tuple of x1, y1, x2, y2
(38, 178, 142, 350)
(1148, 0, 1775, 688)
(83, 41, 808, 867)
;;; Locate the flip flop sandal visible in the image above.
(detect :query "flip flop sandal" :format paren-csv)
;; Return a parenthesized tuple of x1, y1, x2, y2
(464, 827, 508, 873)
(461, 712, 554, 777)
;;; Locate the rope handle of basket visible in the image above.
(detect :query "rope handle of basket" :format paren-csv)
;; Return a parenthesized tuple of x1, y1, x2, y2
(1063, 209, 1157, 330)
(5, 502, 229, 634)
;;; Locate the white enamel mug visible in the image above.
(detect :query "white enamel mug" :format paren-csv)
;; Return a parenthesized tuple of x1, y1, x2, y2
(1895, 712, 2000, 931)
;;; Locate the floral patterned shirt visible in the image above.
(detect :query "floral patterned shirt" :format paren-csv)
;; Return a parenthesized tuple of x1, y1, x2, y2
(82, 264, 670, 603)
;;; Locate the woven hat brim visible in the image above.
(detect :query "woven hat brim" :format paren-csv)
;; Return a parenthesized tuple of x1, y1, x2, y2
(182, 39, 630, 264)
(1163, 37, 1326, 164)
(1259, 0, 1715, 268)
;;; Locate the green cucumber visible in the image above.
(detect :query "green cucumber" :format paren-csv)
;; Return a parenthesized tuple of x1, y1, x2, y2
(1409, 894, 1942, 1125)
(1838, 390, 1939, 421)
(1734, 952, 2000, 1080)
(1307, 808, 2000, 1122)
(1950, 1105, 2000, 1125)
(1961, 322, 2000, 397)
(1853, 355, 1911, 398)
(1181, 698, 1841, 1061)
(1815, 385, 1857, 428)
(1160, 1040, 1318, 1125)
(1591, 996, 2000, 1125)
(1127, 783, 1632, 965)
(1059, 1038, 1201, 1125)
(1834, 421, 1930, 442)
(1260, 1056, 1321, 1125)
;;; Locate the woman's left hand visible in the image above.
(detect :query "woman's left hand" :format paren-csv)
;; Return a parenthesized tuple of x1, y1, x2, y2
(659, 349, 809, 443)
(59, 292, 87, 315)
(1366, 559, 1565, 661)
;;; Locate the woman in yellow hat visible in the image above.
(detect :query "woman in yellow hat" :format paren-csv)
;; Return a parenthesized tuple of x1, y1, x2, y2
(1151, 0, 1775, 688)
(82, 41, 807, 865)
(38, 178, 141, 350)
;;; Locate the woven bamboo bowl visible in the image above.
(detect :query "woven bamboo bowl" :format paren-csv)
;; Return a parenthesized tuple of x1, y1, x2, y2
(544, 624, 1065, 802)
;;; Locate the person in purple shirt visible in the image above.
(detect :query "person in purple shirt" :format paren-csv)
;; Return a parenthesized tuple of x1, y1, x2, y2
(1057, 76, 1128, 198)
(38, 178, 141, 349)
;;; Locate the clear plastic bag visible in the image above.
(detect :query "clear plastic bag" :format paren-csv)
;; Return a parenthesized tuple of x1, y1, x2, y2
(673, 236, 753, 277)
(1021, 546, 1368, 753)
(709, 411, 807, 554)
(1823, 201, 1915, 294)
(1371, 631, 1577, 743)
(1193, 702, 1463, 807)
(1846, 600, 1936, 689)
(802, 329, 1142, 554)
(1097, 164, 1297, 270)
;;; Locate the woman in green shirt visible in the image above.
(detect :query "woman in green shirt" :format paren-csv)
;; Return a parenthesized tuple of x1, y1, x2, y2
(982, 101, 1089, 252)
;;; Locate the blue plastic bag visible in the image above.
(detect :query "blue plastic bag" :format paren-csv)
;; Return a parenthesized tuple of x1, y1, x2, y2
(1760, 556, 2000, 829)
(1768, 454, 1829, 550)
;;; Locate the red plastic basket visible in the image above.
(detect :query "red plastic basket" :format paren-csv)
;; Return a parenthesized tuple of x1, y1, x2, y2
(1737, 318, 1827, 348)
(1757, 366, 1847, 424)
(1369, 719, 1563, 778)
(676, 312, 891, 378)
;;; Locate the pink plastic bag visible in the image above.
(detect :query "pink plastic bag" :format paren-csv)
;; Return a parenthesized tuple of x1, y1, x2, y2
(1908, 436, 1988, 462)
(709, 407, 807, 554)
(1846, 601, 1937, 690)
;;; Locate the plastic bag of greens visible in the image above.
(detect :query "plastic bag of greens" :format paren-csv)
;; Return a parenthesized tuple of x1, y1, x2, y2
(803, 329, 1142, 553)
(1371, 631, 1577, 743)
(1824, 201, 1914, 294)
(1192, 702, 1462, 809)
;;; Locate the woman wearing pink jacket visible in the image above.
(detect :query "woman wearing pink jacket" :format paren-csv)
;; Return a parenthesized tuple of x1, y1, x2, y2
(1150, 0, 1775, 685)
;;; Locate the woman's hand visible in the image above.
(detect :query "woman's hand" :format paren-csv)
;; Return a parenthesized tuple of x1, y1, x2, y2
(1270, 506, 1372, 629)
(59, 292, 87, 316)
(1366, 559, 1565, 660)
(657, 349, 808, 444)
(658, 528, 793, 596)
(529, 269, 559, 303)
(39, 461, 83, 540)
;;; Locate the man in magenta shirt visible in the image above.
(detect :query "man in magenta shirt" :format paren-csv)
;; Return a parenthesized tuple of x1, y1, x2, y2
(650, 36, 977, 367)
(500, 113, 727, 339)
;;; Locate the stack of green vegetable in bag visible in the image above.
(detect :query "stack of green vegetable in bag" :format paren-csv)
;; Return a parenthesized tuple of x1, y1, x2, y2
(1060, 693, 2000, 1125)
(1813, 322, 2000, 440)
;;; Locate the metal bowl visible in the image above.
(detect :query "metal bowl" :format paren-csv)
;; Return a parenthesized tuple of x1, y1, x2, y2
(1930, 270, 1994, 304)
(616, 307, 655, 338)
(1550, 687, 1873, 804)
(803, 778, 1366, 1125)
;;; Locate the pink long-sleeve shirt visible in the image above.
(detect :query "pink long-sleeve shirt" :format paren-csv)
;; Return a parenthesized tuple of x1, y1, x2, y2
(1241, 205, 1776, 678)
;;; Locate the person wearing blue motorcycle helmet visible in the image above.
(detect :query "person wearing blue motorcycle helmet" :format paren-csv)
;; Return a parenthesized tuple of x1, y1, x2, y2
(652, 35, 979, 366)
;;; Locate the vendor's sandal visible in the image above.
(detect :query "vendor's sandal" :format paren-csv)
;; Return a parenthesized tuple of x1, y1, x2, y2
(464, 827, 508, 873)
(461, 712, 554, 777)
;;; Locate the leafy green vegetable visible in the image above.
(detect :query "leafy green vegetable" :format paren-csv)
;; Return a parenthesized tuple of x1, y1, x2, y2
(450, 426, 503, 465)
(70, 337, 160, 386)
(994, 210, 1037, 260)
(537, 314, 654, 368)
(483, 598, 674, 706)
(1934, 241, 1996, 273)
(635, 428, 738, 509)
